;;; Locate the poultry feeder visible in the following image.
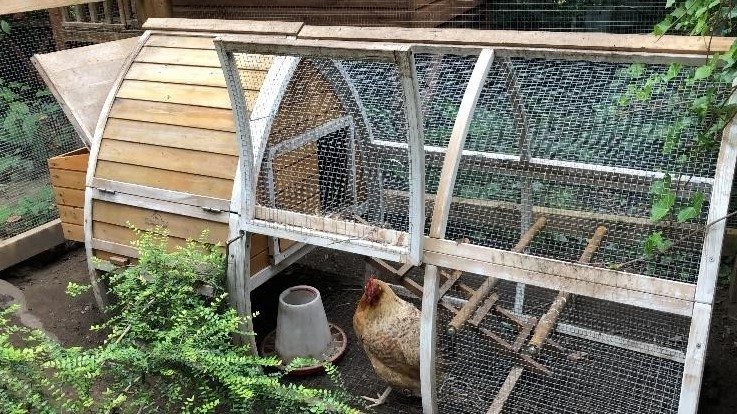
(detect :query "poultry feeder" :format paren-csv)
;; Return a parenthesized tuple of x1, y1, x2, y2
(31, 18, 736, 414)
(259, 285, 348, 375)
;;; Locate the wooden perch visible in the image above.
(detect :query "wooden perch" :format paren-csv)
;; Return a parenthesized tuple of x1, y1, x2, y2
(527, 225, 607, 354)
(447, 216, 547, 334)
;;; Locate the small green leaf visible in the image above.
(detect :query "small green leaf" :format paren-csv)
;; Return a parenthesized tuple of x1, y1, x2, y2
(693, 65, 714, 80)
(665, 0, 675, 7)
(677, 192, 705, 222)
(0, 20, 11, 35)
(651, 191, 676, 222)
(644, 232, 673, 257)
(626, 63, 646, 79)
(663, 63, 682, 81)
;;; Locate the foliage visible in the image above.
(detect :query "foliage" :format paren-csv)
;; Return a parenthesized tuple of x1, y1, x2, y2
(0, 228, 360, 413)
(613, 0, 737, 260)
(0, 185, 56, 237)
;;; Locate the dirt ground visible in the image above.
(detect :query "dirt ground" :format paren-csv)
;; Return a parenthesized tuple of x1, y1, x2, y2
(1, 244, 736, 413)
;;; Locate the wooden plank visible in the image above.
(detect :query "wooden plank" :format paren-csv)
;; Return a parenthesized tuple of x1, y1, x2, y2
(62, 223, 84, 242)
(49, 169, 86, 189)
(49, 168, 86, 190)
(0, 220, 65, 271)
(486, 366, 524, 414)
(125, 62, 269, 90)
(172, 0, 416, 9)
(420, 264, 440, 414)
(59, 205, 84, 226)
(91, 178, 230, 211)
(94, 160, 233, 199)
(678, 302, 712, 413)
(255, 206, 408, 246)
(92, 199, 228, 242)
(143, 17, 304, 35)
(694, 117, 737, 304)
(424, 237, 695, 302)
(147, 34, 218, 50)
(47, 148, 89, 171)
(394, 49, 424, 266)
(135, 46, 274, 71)
(1, 0, 94, 14)
(298, 25, 735, 55)
(97, 139, 238, 180)
(429, 48, 493, 239)
(103, 118, 238, 156)
(109, 99, 236, 132)
(217, 34, 410, 62)
(424, 249, 693, 316)
(117, 79, 236, 109)
(90, 186, 230, 225)
(31, 37, 140, 146)
(53, 187, 85, 208)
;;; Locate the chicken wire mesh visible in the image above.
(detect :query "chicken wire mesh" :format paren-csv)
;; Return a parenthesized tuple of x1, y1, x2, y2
(0, 11, 87, 241)
(227, 51, 418, 257)
(416, 55, 725, 284)
(435, 274, 689, 414)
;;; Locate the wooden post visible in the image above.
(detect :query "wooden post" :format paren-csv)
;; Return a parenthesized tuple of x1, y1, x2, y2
(134, 0, 171, 24)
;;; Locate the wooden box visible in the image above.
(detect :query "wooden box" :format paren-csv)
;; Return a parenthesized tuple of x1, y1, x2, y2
(48, 147, 89, 242)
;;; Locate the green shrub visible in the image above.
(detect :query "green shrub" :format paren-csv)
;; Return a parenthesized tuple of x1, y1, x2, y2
(0, 228, 360, 413)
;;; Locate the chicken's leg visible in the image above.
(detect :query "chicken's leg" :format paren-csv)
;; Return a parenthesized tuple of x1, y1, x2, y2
(361, 386, 392, 408)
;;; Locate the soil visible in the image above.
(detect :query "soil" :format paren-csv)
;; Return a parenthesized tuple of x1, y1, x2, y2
(1, 244, 736, 413)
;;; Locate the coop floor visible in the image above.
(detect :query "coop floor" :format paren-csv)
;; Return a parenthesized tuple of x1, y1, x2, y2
(1, 245, 736, 413)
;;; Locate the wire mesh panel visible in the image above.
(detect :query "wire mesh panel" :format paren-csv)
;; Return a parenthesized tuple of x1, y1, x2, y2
(437, 55, 725, 285)
(0, 11, 84, 242)
(435, 275, 689, 414)
(216, 39, 425, 264)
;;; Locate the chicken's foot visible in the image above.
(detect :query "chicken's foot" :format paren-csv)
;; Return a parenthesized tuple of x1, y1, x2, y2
(361, 386, 392, 408)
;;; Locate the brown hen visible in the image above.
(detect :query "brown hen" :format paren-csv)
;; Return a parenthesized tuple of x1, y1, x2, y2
(353, 276, 421, 407)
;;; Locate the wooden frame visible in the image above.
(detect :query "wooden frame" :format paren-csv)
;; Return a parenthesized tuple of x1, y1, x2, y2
(214, 35, 427, 265)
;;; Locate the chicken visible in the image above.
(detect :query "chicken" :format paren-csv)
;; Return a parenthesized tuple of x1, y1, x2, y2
(353, 276, 421, 407)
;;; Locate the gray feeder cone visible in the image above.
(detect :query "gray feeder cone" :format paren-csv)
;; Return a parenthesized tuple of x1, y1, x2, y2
(275, 285, 332, 364)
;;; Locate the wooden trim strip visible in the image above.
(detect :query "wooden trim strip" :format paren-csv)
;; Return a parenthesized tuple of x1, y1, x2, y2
(91, 178, 231, 212)
(298, 25, 734, 55)
(84, 31, 151, 311)
(1, 0, 90, 14)
(424, 249, 693, 316)
(429, 48, 494, 239)
(143, 18, 304, 35)
(420, 264, 440, 414)
(678, 302, 712, 413)
(216, 34, 410, 61)
(424, 237, 695, 301)
(91, 188, 230, 224)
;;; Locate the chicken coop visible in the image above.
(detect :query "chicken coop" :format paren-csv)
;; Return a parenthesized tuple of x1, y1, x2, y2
(32, 18, 735, 414)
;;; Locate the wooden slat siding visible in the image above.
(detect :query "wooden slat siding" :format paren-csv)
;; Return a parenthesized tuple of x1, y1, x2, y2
(298, 26, 734, 55)
(50, 169, 86, 189)
(95, 161, 233, 199)
(97, 139, 238, 180)
(103, 118, 238, 156)
(92, 200, 228, 243)
(59, 205, 84, 226)
(109, 99, 236, 132)
(53, 187, 85, 207)
(47, 148, 89, 171)
(64, 223, 84, 242)
(135, 46, 274, 70)
(125, 62, 269, 89)
(279, 238, 297, 251)
(117, 79, 238, 109)
(93, 234, 269, 263)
